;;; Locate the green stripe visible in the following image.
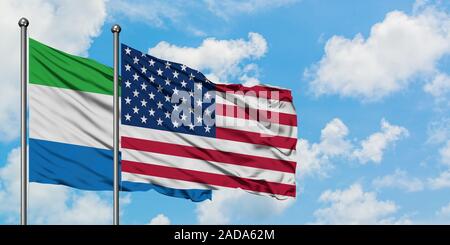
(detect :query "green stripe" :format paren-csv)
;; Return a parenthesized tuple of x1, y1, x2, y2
(30, 38, 114, 95)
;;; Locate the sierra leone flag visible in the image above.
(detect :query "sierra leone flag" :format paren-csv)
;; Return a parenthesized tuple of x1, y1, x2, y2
(29, 38, 211, 202)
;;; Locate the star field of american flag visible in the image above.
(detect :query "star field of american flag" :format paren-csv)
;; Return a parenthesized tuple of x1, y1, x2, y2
(121, 44, 216, 137)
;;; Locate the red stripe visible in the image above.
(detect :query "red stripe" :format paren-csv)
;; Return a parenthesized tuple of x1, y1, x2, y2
(122, 136, 296, 173)
(216, 84, 293, 102)
(216, 127, 297, 150)
(122, 160, 296, 197)
(216, 103, 298, 126)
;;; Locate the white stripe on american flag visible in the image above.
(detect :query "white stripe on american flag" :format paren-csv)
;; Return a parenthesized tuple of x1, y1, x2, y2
(215, 92, 296, 115)
(121, 125, 296, 162)
(216, 115, 297, 138)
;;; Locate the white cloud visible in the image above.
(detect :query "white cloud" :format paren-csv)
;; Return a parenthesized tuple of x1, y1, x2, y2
(313, 183, 410, 224)
(0, 0, 107, 141)
(306, 5, 450, 101)
(318, 118, 352, 156)
(297, 118, 351, 177)
(196, 189, 294, 224)
(204, 0, 297, 20)
(149, 32, 267, 85)
(0, 147, 114, 224)
(352, 119, 409, 164)
(428, 170, 450, 189)
(439, 140, 450, 165)
(148, 214, 171, 225)
(424, 73, 450, 98)
(299, 118, 408, 177)
(437, 202, 450, 217)
(297, 139, 330, 177)
(372, 169, 424, 192)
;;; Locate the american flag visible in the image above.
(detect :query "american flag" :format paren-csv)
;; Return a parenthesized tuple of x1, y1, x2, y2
(120, 44, 297, 199)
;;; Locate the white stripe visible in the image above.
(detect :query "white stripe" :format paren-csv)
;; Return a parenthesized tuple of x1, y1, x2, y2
(121, 172, 293, 199)
(122, 148, 295, 185)
(121, 124, 296, 162)
(215, 92, 296, 115)
(216, 115, 297, 138)
(29, 84, 113, 149)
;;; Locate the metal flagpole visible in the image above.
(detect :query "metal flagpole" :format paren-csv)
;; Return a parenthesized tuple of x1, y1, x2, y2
(111, 24, 121, 225)
(19, 17, 29, 226)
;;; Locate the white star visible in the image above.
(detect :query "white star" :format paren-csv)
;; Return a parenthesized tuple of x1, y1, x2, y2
(189, 91, 194, 97)
(165, 78, 171, 86)
(181, 64, 187, 71)
(141, 66, 147, 74)
(188, 123, 195, 130)
(125, 113, 131, 121)
(157, 101, 163, 109)
(133, 73, 139, 81)
(140, 115, 147, 123)
(196, 83, 202, 90)
(173, 104, 179, 111)
(204, 125, 211, 133)
(141, 99, 147, 107)
(133, 90, 139, 97)
(141, 53, 146, 57)
(125, 47, 131, 55)
(125, 64, 131, 71)
(133, 56, 139, 64)
(149, 75, 155, 83)
(156, 117, 163, 125)
(149, 92, 155, 100)
(164, 111, 171, 118)
(157, 85, 163, 93)
(180, 80, 187, 88)
(124, 97, 131, 104)
(196, 115, 202, 123)
(173, 70, 179, 78)
(149, 108, 155, 116)
(125, 80, 131, 88)
(189, 73, 195, 80)
(141, 83, 147, 90)
(173, 87, 179, 95)
(196, 99, 202, 107)
(189, 107, 194, 114)
(157, 68, 163, 76)
(172, 120, 179, 128)
(204, 92, 211, 100)
(181, 113, 187, 121)
(164, 95, 171, 102)
(181, 97, 188, 104)
(149, 59, 155, 66)
(165, 61, 171, 69)
(132, 106, 139, 114)
(205, 108, 211, 116)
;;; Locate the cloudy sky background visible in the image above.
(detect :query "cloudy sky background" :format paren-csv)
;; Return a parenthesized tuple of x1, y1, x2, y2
(0, 0, 450, 224)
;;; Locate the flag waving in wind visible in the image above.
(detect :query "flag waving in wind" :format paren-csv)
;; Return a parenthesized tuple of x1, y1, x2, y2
(120, 44, 298, 199)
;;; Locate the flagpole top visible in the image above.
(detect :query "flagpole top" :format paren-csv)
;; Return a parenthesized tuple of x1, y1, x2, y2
(111, 24, 121, 33)
(18, 18, 29, 27)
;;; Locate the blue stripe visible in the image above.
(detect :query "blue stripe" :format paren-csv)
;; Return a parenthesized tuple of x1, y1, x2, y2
(29, 138, 212, 202)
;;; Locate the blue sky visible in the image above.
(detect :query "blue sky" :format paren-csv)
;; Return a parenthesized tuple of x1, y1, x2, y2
(1, 0, 450, 224)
